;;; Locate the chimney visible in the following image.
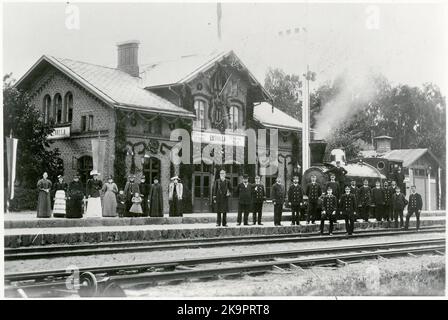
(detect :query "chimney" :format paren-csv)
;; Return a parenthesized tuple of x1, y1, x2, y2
(309, 140, 327, 165)
(117, 40, 140, 77)
(374, 136, 393, 154)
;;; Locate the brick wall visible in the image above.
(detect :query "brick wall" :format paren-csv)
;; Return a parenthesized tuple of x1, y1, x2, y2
(28, 69, 116, 182)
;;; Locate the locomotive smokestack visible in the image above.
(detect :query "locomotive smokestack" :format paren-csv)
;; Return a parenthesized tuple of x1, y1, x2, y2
(309, 140, 327, 165)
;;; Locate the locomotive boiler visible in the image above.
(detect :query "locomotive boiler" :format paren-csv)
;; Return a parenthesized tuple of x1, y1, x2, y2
(302, 140, 386, 190)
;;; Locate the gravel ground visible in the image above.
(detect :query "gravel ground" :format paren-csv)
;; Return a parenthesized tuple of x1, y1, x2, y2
(5, 232, 445, 274)
(124, 254, 445, 297)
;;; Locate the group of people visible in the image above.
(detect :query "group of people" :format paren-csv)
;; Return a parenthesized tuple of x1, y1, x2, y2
(36, 171, 183, 218)
(212, 165, 423, 236)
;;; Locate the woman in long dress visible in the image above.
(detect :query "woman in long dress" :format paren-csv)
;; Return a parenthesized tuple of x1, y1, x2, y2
(149, 177, 164, 217)
(52, 175, 68, 218)
(37, 172, 52, 218)
(67, 174, 84, 218)
(102, 176, 118, 217)
(86, 170, 103, 218)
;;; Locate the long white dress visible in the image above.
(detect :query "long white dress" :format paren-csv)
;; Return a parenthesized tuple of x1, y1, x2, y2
(53, 190, 67, 217)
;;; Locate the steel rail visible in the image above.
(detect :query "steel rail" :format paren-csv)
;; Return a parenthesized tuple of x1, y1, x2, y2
(5, 238, 445, 284)
(5, 225, 446, 261)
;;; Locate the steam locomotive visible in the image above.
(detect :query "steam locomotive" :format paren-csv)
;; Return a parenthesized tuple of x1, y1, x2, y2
(301, 140, 403, 189)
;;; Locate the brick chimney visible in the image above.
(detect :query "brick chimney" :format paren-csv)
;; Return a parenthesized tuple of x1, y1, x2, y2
(374, 136, 393, 154)
(117, 40, 140, 77)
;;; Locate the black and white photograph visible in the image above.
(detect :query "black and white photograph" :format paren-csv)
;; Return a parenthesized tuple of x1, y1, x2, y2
(1, 0, 447, 302)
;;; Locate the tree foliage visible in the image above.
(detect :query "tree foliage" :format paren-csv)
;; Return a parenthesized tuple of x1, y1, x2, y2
(3, 73, 63, 188)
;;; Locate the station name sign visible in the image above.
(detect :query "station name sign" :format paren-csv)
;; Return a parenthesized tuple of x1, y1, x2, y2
(48, 126, 71, 140)
(192, 131, 245, 147)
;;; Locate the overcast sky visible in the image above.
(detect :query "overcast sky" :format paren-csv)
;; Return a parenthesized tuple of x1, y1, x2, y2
(3, 1, 447, 92)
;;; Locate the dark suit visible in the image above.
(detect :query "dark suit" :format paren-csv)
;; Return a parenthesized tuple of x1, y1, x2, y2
(288, 183, 303, 225)
(236, 182, 252, 225)
(383, 186, 394, 221)
(321, 194, 337, 234)
(272, 183, 285, 225)
(371, 187, 385, 221)
(305, 182, 322, 223)
(139, 182, 151, 217)
(392, 192, 408, 228)
(212, 178, 232, 226)
(340, 193, 357, 235)
(252, 183, 266, 224)
(405, 192, 423, 230)
(358, 186, 371, 222)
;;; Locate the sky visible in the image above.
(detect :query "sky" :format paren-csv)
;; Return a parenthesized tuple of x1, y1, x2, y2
(2, 1, 447, 92)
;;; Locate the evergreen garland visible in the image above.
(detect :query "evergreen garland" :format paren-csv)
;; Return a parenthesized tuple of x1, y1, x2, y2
(114, 111, 127, 189)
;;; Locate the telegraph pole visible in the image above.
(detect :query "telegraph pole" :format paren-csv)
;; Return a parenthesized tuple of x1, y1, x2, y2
(302, 65, 316, 171)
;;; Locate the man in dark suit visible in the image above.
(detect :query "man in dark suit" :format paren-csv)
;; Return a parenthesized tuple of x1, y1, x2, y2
(288, 174, 303, 225)
(371, 180, 385, 222)
(272, 176, 285, 226)
(383, 181, 394, 222)
(358, 179, 371, 222)
(328, 161, 348, 194)
(405, 185, 423, 230)
(320, 186, 338, 235)
(212, 169, 232, 227)
(252, 175, 266, 225)
(340, 185, 357, 235)
(392, 186, 408, 228)
(124, 175, 140, 217)
(139, 176, 151, 217)
(236, 174, 252, 226)
(306, 174, 322, 224)
(394, 166, 406, 196)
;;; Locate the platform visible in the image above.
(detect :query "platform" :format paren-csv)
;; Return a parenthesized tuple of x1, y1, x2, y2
(3, 214, 445, 248)
(4, 210, 446, 229)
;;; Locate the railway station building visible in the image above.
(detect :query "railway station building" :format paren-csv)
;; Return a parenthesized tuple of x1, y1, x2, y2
(15, 40, 302, 213)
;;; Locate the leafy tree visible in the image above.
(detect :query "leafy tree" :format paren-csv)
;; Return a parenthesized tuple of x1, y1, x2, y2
(264, 68, 302, 120)
(3, 73, 63, 189)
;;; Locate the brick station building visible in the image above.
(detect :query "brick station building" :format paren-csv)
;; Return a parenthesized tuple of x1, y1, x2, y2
(15, 41, 302, 213)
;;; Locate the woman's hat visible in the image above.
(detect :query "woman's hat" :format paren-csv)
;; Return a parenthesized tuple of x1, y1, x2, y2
(90, 170, 100, 176)
(171, 176, 179, 181)
(57, 175, 63, 179)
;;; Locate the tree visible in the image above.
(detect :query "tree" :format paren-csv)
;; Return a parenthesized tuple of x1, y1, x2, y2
(3, 73, 63, 188)
(264, 68, 302, 120)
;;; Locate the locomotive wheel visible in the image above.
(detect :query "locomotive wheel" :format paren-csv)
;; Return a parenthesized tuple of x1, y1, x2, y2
(78, 272, 98, 297)
(101, 282, 126, 297)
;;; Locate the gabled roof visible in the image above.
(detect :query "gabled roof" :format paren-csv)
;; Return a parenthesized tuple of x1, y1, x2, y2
(382, 148, 443, 168)
(254, 102, 302, 132)
(15, 55, 195, 118)
(141, 50, 272, 102)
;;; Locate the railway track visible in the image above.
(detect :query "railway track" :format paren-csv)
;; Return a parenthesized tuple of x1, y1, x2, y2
(5, 225, 445, 261)
(5, 237, 445, 297)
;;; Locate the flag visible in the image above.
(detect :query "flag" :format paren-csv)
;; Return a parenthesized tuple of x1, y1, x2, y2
(217, 2, 222, 41)
(91, 139, 106, 174)
(6, 136, 18, 200)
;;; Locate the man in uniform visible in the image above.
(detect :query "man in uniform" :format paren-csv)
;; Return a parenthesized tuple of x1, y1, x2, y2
(252, 175, 266, 225)
(326, 173, 341, 222)
(306, 175, 322, 224)
(272, 176, 285, 226)
(236, 174, 252, 226)
(394, 166, 406, 196)
(340, 185, 357, 235)
(139, 176, 151, 217)
(405, 185, 423, 230)
(358, 179, 371, 222)
(390, 180, 398, 224)
(320, 186, 338, 235)
(371, 180, 385, 222)
(392, 186, 408, 228)
(383, 181, 394, 222)
(288, 174, 303, 225)
(124, 175, 140, 217)
(328, 160, 348, 193)
(212, 170, 232, 227)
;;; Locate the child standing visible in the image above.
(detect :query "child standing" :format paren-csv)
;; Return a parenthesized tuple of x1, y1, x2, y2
(117, 190, 126, 217)
(130, 192, 143, 217)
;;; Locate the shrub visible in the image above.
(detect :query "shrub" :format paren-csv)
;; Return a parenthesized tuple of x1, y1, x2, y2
(8, 187, 39, 211)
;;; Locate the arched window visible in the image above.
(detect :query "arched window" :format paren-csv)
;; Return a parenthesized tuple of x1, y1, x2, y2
(143, 156, 161, 184)
(64, 92, 73, 123)
(228, 105, 239, 130)
(194, 99, 206, 130)
(54, 93, 63, 124)
(42, 95, 51, 124)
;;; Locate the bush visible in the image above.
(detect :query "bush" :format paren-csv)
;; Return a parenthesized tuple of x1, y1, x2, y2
(8, 187, 39, 211)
